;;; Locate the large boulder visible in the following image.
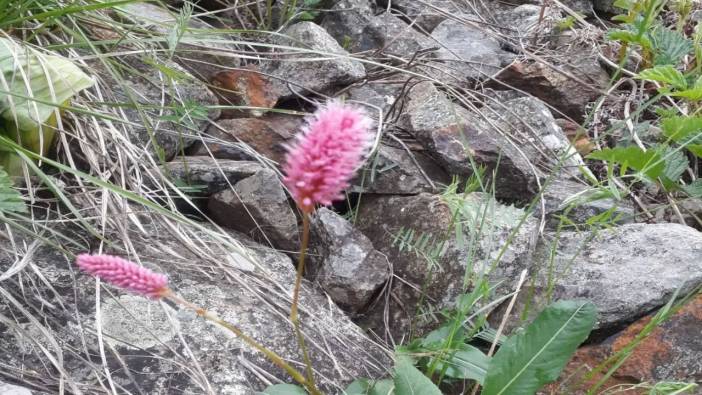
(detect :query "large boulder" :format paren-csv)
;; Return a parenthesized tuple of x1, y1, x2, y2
(521, 223, 702, 331)
(356, 192, 539, 340)
(0, 219, 392, 393)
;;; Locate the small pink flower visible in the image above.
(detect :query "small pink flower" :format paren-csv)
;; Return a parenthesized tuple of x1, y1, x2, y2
(76, 254, 169, 299)
(283, 101, 374, 213)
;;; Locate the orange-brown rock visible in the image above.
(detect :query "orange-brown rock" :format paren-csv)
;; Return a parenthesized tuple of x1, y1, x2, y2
(210, 66, 279, 118)
(548, 294, 702, 394)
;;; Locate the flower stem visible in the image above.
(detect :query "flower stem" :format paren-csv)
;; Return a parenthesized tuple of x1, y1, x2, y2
(290, 212, 320, 395)
(163, 291, 314, 393)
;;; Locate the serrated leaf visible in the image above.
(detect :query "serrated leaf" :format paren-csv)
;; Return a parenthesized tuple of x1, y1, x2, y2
(481, 300, 597, 395)
(683, 179, 702, 197)
(661, 116, 702, 149)
(651, 26, 693, 66)
(344, 379, 394, 395)
(393, 355, 442, 395)
(261, 383, 307, 395)
(0, 166, 26, 214)
(657, 146, 688, 190)
(431, 344, 490, 383)
(0, 37, 94, 132)
(637, 65, 688, 90)
(588, 146, 665, 180)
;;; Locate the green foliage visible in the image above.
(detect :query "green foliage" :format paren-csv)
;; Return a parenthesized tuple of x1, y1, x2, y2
(588, 146, 665, 180)
(0, 166, 26, 214)
(344, 379, 394, 395)
(637, 65, 688, 90)
(650, 26, 693, 66)
(481, 300, 597, 395)
(166, 1, 192, 59)
(393, 355, 442, 395)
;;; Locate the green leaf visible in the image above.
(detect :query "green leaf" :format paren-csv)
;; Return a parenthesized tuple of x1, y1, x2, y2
(661, 116, 702, 151)
(0, 166, 26, 214)
(683, 179, 702, 197)
(587, 146, 665, 180)
(393, 355, 442, 395)
(688, 144, 702, 157)
(0, 37, 94, 132)
(431, 344, 490, 383)
(658, 146, 689, 190)
(606, 29, 638, 45)
(637, 65, 688, 90)
(481, 300, 597, 395)
(261, 384, 307, 395)
(651, 26, 693, 66)
(344, 379, 394, 395)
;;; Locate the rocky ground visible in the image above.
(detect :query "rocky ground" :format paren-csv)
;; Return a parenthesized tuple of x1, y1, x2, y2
(1, 0, 701, 394)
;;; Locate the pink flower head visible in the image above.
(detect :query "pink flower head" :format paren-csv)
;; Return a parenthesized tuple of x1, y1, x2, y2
(76, 254, 169, 299)
(283, 101, 374, 213)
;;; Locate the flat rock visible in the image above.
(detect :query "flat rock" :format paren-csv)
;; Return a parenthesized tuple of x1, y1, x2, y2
(525, 224, 702, 331)
(375, 0, 466, 32)
(339, 81, 404, 120)
(551, 293, 702, 393)
(89, 55, 219, 160)
(263, 22, 366, 100)
(309, 208, 390, 312)
(0, 219, 391, 393)
(428, 17, 517, 82)
(0, 382, 33, 395)
(351, 144, 449, 194)
(190, 113, 304, 163)
(115, 2, 241, 81)
(164, 156, 263, 195)
(208, 168, 299, 251)
(356, 192, 538, 340)
(210, 66, 280, 118)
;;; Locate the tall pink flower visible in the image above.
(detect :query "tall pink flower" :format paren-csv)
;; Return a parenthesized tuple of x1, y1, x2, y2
(283, 101, 374, 213)
(76, 254, 169, 299)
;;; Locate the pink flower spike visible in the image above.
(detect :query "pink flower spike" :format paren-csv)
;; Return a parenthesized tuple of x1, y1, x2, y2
(76, 254, 169, 299)
(283, 100, 374, 213)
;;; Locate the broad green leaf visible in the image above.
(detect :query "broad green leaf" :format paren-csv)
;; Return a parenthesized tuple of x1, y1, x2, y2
(344, 379, 394, 395)
(0, 37, 94, 132)
(431, 344, 490, 383)
(588, 146, 665, 179)
(637, 65, 687, 90)
(420, 325, 464, 350)
(261, 384, 307, 395)
(481, 300, 597, 395)
(669, 76, 702, 101)
(393, 355, 442, 395)
(606, 29, 638, 45)
(688, 144, 702, 157)
(661, 116, 702, 151)
(0, 166, 26, 214)
(651, 26, 693, 66)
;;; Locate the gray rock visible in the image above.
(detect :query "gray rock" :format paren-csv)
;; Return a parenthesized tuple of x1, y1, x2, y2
(90, 56, 219, 160)
(493, 36, 609, 122)
(351, 144, 449, 194)
(527, 223, 702, 330)
(429, 17, 516, 81)
(482, 96, 587, 181)
(356, 192, 538, 340)
(536, 178, 636, 227)
(340, 81, 404, 119)
(323, 4, 433, 58)
(0, 220, 392, 393)
(398, 81, 538, 200)
(375, 0, 465, 32)
(189, 113, 303, 163)
(164, 156, 263, 195)
(495, 4, 562, 38)
(208, 169, 299, 252)
(116, 2, 241, 81)
(0, 382, 33, 395)
(309, 208, 390, 312)
(651, 198, 702, 229)
(594, 0, 619, 14)
(509, 0, 593, 16)
(263, 22, 366, 100)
